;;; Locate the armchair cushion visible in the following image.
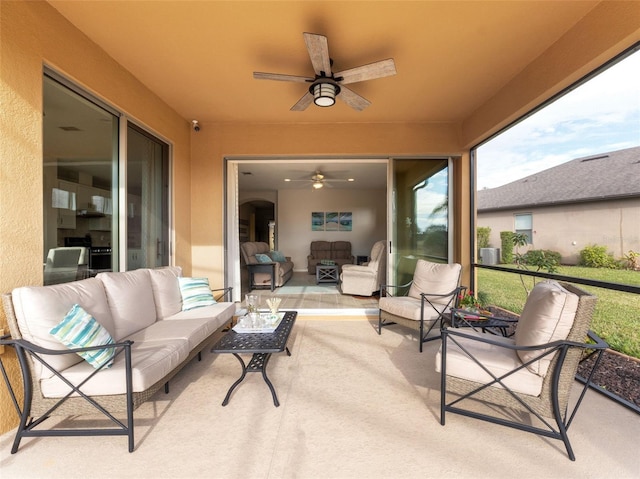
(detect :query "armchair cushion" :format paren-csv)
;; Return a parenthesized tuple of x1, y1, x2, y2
(378, 295, 448, 321)
(514, 281, 579, 376)
(435, 330, 543, 396)
(408, 261, 461, 305)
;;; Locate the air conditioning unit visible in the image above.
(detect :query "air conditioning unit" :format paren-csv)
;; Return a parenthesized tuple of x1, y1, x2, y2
(480, 248, 500, 265)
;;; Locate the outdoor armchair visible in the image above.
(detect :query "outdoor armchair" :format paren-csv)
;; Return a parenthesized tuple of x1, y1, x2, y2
(437, 280, 608, 461)
(378, 259, 463, 352)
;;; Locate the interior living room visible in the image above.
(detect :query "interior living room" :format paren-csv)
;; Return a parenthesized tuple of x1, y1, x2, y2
(1, 1, 639, 477)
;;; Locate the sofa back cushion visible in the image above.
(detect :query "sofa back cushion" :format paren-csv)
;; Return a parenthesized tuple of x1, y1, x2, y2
(331, 241, 352, 260)
(240, 242, 270, 265)
(408, 260, 461, 306)
(11, 277, 114, 379)
(149, 266, 183, 319)
(514, 281, 579, 376)
(310, 241, 332, 260)
(97, 269, 157, 340)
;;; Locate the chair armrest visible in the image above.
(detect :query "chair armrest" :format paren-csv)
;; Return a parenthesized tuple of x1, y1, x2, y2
(449, 307, 519, 324)
(380, 280, 413, 297)
(442, 327, 608, 353)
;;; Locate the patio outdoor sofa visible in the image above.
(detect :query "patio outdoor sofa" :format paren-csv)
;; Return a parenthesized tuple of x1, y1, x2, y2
(0, 267, 235, 453)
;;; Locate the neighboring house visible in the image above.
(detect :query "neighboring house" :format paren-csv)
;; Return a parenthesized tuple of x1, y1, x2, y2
(477, 146, 640, 265)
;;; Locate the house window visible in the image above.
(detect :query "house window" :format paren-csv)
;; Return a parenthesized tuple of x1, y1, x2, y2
(43, 70, 170, 284)
(515, 213, 533, 244)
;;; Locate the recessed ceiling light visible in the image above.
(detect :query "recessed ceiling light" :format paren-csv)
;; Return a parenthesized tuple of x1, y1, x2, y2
(347, 178, 355, 182)
(284, 178, 291, 182)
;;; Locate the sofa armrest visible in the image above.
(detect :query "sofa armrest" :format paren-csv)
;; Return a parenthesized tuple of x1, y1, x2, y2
(211, 286, 233, 302)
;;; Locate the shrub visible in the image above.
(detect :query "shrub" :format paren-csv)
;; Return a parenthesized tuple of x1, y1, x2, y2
(500, 231, 515, 263)
(477, 226, 491, 250)
(579, 244, 617, 268)
(622, 250, 640, 271)
(523, 249, 561, 272)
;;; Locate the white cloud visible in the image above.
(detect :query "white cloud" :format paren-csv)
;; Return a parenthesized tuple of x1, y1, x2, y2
(477, 50, 640, 189)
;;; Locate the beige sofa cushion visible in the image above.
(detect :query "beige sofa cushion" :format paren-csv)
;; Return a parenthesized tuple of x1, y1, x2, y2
(514, 281, 579, 376)
(163, 302, 235, 325)
(436, 330, 544, 396)
(149, 266, 183, 318)
(97, 269, 157, 341)
(408, 260, 461, 305)
(41, 335, 190, 397)
(11, 278, 115, 379)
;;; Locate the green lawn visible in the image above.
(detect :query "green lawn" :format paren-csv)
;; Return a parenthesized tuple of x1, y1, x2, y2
(476, 266, 640, 358)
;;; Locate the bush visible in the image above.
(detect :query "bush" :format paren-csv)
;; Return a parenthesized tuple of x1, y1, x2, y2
(579, 244, 618, 268)
(477, 226, 491, 250)
(523, 249, 561, 271)
(500, 231, 514, 263)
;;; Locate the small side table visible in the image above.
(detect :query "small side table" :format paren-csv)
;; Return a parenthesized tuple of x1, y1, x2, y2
(316, 264, 339, 284)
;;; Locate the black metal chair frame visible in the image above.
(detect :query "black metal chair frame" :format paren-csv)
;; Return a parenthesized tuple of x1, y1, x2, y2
(379, 281, 467, 352)
(439, 327, 608, 461)
(0, 336, 135, 454)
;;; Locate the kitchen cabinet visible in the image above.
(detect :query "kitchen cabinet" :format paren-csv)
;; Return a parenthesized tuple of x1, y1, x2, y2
(55, 180, 76, 229)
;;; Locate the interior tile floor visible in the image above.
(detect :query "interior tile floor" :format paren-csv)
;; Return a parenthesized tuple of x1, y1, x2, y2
(246, 271, 379, 315)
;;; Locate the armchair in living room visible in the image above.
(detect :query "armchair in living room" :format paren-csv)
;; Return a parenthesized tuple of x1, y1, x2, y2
(339, 240, 386, 297)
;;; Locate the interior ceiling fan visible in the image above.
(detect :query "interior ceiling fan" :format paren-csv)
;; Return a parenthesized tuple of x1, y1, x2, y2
(253, 32, 396, 111)
(285, 170, 354, 189)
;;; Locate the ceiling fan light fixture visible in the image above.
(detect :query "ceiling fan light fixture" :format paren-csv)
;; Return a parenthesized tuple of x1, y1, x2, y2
(312, 81, 339, 107)
(312, 180, 324, 189)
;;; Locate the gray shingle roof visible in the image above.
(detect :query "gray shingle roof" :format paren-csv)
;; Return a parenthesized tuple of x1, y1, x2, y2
(477, 146, 640, 211)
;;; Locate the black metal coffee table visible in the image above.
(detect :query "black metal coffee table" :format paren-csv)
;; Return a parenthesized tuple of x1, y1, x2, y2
(211, 310, 297, 407)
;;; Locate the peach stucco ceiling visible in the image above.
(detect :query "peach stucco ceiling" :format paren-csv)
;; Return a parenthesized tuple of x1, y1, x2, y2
(47, 1, 600, 125)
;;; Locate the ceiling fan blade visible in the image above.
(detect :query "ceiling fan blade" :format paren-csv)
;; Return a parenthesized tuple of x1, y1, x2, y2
(334, 58, 396, 85)
(253, 72, 313, 83)
(303, 32, 332, 76)
(290, 91, 314, 111)
(337, 86, 371, 111)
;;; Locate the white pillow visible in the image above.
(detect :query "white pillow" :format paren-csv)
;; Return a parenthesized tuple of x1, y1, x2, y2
(514, 281, 579, 376)
(50, 304, 115, 369)
(178, 277, 217, 311)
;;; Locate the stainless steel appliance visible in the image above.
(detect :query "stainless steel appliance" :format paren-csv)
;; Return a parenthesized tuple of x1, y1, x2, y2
(89, 246, 112, 270)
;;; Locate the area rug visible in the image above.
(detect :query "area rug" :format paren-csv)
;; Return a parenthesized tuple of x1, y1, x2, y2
(1, 320, 637, 479)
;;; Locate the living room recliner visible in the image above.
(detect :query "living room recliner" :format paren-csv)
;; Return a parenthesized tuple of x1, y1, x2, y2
(339, 240, 386, 297)
(378, 259, 464, 352)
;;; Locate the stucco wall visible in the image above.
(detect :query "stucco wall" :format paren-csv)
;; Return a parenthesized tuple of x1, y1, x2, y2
(189, 121, 464, 286)
(478, 199, 640, 265)
(0, 1, 191, 435)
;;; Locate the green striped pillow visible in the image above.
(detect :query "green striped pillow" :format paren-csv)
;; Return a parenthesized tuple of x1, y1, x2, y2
(178, 277, 217, 310)
(50, 304, 115, 369)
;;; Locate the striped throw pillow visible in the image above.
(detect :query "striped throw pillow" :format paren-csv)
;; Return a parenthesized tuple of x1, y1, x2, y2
(178, 277, 217, 310)
(50, 304, 115, 369)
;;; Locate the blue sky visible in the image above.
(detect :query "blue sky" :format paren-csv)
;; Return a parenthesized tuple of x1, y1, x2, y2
(476, 49, 640, 190)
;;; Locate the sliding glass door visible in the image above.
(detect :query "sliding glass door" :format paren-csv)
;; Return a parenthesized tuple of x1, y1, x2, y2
(126, 125, 170, 269)
(389, 158, 451, 286)
(43, 71, 170, 284)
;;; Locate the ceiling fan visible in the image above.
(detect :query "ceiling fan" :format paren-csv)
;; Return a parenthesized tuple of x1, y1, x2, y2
(253, 32, 396, 111)
(285, 171, 354, 189)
